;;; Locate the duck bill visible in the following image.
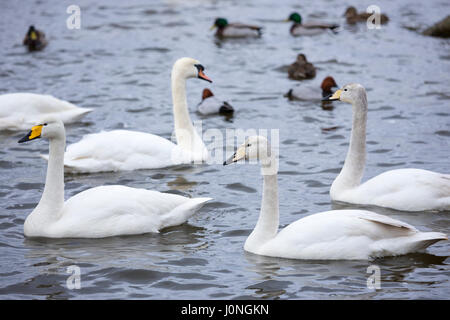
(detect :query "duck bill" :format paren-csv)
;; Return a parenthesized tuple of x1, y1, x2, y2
(30, 31, 38, 40)
(322, 89, 342, 101)
(18, 125, 43, 143)
(198, 70, 212, 83)
(210, 25, 217, 31)
(223, 146, 245, 165)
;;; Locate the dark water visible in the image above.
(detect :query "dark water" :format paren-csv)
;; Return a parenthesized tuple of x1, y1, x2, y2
(0, 0, 449, 299)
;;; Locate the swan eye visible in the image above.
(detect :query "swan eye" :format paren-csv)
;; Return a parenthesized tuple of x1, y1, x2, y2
(344, 89, 348, 92)
(247, 143, 251, 147)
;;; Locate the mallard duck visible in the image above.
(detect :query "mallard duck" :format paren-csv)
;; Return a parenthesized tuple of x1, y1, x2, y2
(344, 6, 389, 25)
(285, 76, 338, 101)
(285, 12, 338, 36)
(287, 54, 316, 80)
(211, 18, 262, 38)
(23, 25, 47, 51)
(423, 15, 450, 38)
(197, 89, 234, 115)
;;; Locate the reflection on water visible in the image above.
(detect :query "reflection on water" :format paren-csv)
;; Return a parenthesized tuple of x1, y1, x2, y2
(0, 0, 449, 299)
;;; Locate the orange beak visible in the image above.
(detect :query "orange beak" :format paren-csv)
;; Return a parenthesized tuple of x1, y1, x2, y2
(198, 70, 212, 83)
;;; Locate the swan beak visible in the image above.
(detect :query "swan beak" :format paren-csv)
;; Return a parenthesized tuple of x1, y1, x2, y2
(223, 146, 246, 165)
(198, 70, 212, 83)
(210, 25, 217, 31)
(18, 124, 43, 143)
(322, 89, 342, 101)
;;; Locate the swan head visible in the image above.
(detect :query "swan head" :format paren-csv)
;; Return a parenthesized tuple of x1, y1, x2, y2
(223, 136, 272, 165)
(18, 116, 65, 143)
(286, 12, 302, 24)
(323, 83, 366, 104)
(172, 57, 212, 83)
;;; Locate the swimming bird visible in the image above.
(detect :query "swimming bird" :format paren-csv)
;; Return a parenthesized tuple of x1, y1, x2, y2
(44, 57, 211, 173)
(223, 135, 447, 260)
(0, 93, 92, 131)
(197, 89, 234, 115)
(323, 83, 450, 212)
(287, 54, 316, 80)
(23, 25, 47, 51)
(18, 117, 211, 238)
(211, 18, 262, 38)
(285, 76, 338, 101)
(285, 12, 338, 36)
(344, 6, 389, 25)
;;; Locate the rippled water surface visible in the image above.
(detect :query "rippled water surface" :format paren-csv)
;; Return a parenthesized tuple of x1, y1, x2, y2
(0, 0, 449, 299)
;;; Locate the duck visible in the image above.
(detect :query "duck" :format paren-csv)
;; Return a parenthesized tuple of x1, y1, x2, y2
(42, 57, 211, 173)
(197, 89, 234, 115)
(0, 93, 92, 131)
(323, 83, 450, 212)
(344, 6, 389, 25)
(287, 54, 316, 80)
(211, 18, 262, 38)
(285, 12, 338, 36)
(17, 117, 211, 238)
(23, 25, 47, 51)
(223, 135, 447, 260)
(285, 76, 338, 101)
(422, 15, 450, 38)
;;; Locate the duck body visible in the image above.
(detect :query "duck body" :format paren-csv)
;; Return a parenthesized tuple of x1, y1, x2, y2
(51, 129, 205, 173)
(19, 117, 211, 239)
(224, 136, 446, 260)
(331, 168, 450, 212)
(324, 83, 450, 212)
(47, 57, 211, 173)
(23, 26, 47, 51)
(290, 22, 338, 36)
(287, 54, 316, 80)
(25, 185, 211, 238)
(286, 76, 338, 101)
(197, 89, 234, 115)
(345, 6, 389, 25)
(212, 18, 262, 38)
(423, 15, 450, 38)
(0, 93, 92, 131)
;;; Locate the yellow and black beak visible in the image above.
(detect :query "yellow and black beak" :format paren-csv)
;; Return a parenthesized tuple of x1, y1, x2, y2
(322, 89, 342, 101)
(223, 145, 246, 165)
(210, 24, 217, 31)
(18, 124, 43, 143)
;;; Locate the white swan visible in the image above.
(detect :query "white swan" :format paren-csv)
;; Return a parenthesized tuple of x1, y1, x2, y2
(44, 57, 212, 173)
(0, 93, 92, 131)
(323, 83, 450, 212)
(223, 136, 447, 260)
(17, 117, 211, 238)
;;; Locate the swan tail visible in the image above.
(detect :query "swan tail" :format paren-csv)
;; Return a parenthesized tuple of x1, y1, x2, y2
(160, 197, 212, 229)
(40, 154, 49, 161)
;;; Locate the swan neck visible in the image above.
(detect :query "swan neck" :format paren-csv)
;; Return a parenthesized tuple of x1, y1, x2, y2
(37, 136, 65, 216)
(333, 97, 367, 191)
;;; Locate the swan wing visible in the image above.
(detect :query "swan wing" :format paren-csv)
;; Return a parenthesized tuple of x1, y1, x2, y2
(0, 93, 91, 130)
(55, 130, 183, 172)
(49, 185, 211, 238)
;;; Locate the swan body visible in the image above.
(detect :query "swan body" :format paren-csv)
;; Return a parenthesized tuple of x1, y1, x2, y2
(286, 13, 338, 36)
(211, 18, 262, 38)
(224, 136, 446, 260)
(47, 57, 211, 173)
(286, 76, 338, 101)
(197, 89, 234, 115)
(324, 83, 450, 211)
(0, 93, 92, 131)
(19, 118, 211, 238)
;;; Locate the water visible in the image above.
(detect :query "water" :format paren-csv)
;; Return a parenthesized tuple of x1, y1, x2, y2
(0, 0, 449, 299)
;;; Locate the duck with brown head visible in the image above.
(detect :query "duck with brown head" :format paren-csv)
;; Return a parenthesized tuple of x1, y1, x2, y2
(285, 76, 338, 101)
(197, 89, 234, 115)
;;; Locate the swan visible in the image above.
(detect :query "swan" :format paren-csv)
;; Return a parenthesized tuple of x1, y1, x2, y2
(287, 54, 316, 81)
(45, 57, 212, 173)
(0, 93, 92, 131)
(211, 18, 262, 38)
(323, 83, 450, 212)
(23, 25, 47, 51)
(17, 117, 211, 238)
(344, 7, 389, 25)
(285, 13, 338, 37)
(197, 89, 234, 115)
(285, 76, 338, 101)
(223, 136, 447, 260)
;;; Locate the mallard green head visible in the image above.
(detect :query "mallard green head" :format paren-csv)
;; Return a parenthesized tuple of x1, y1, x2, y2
(212, 18, 229, 29)
(287, 12, 302, 24)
